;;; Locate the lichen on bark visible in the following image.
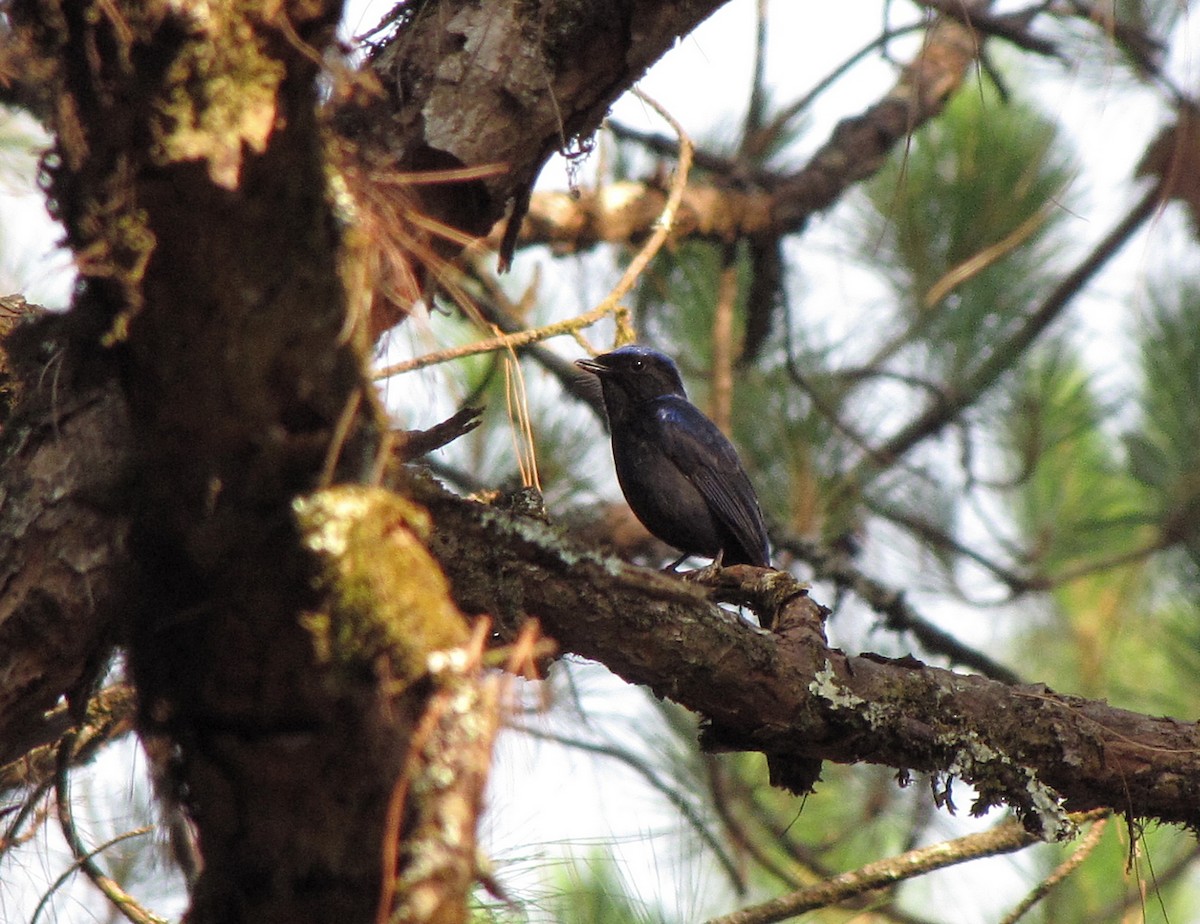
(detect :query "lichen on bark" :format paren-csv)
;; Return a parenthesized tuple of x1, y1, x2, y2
(151, 4, 288, 189)
(295, 485, 470, 685)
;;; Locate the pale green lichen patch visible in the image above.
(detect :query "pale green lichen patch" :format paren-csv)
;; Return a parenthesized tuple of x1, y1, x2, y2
(294, 486, 468, 686)
(809, 661, 867, 709)
(948, 732, 1074, 840)
(151, 4, 285, 189)
(1024, 771, 1075, 840)
(811, 664, 1074, 840)
(474, 502, 624, 576)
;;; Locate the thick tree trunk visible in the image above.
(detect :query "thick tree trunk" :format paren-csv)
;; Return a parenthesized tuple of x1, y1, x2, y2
(6, 2, 443, 921)
(0, 3, 735, 922)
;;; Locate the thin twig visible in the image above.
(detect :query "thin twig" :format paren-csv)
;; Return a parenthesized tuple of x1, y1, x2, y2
(606, 121, 752, 179)
(1, 787, 52, 857)
(705, 811, 1105, 924)
(1035, 536, 1170, 590)
(923, 199, 1058, 308)
(319, 386, 363, 487)
(1089, 841, 1200, 922)
(30, 826, 155, 924)
(853, 182, 1163, 484)
(710, 245, 738, 434)
(395, 406, 484, 462)
(702, 757, 937, 924)
(703, 755, 800, 889)
(54, 734, 167, 924)
(464, 260, 608, 420)
(750, 21, 927, 156)
(372, 294, 627, 379)
(513, 722, 747, 896)
(865, 498, 1033, 592)
(998, 813, 1109, 924)
(375, 89, 693, 380)
(502, 349, 541, 491)
(738, 0, 769, 157)
(911, 0, 1062, 57)
(579, 87, 692, 347)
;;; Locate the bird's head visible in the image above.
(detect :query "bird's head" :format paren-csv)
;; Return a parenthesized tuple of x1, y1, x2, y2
(575, 345, 688, 409)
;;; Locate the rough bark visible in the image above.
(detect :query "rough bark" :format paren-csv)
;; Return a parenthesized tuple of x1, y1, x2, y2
(0, 312, 133, 757)
(329, 0, 733, 334)
(339, 0, 729, 231)
(0, 3, 763, 923)
(4, 2, 447, 922)
(0, 0, 746, 780)
(412, 475, 1200, 838)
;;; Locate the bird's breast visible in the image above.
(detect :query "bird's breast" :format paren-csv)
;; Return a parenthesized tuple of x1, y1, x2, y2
(611, 434, 724, 557)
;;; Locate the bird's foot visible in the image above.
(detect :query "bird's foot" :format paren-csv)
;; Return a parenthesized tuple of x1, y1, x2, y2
(679, 550, 724, 584)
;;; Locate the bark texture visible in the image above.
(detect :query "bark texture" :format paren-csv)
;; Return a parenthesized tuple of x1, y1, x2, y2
(336, 0, 730, 254)
(0, 321, 132, 759)
(6, 2, 443, 922)
(413, 475, 1200, 838)
(0, 3, 754, 922)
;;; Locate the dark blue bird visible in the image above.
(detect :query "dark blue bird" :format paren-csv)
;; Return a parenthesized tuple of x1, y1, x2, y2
(576, 345, 771, 568)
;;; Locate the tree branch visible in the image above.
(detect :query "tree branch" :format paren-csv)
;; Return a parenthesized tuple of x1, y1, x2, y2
(412, 474, 1200, 835)
(499, 15, 981, 253)
(706, 814, 1105, 924)
(335, 0, 734, 259)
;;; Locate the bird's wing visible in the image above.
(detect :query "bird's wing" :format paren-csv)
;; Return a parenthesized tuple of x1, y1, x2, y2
(652, 399, 769, 565)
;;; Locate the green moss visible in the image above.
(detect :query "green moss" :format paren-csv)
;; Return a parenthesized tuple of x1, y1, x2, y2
(81, 191, 155, 346)
(295, 486, 469, 687)
(150, 6, 287, 189)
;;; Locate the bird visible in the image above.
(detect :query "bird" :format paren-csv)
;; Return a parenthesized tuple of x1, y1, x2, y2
(576, 345, 771, 568)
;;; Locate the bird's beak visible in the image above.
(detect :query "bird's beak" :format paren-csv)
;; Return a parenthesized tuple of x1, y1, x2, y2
(575, 357, 607, 375)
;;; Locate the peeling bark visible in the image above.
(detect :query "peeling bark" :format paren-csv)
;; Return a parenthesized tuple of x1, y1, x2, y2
(336, 0, 732, 250)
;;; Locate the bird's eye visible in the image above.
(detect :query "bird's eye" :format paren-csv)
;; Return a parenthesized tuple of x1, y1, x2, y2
(632, 359, 644, 371)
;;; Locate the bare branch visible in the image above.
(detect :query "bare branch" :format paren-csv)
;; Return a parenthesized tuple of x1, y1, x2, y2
(706, 813, 1105, 924)
(998, 814, 1109, 924)
(413, 474, 1200, 833)
(500, 16, 981, 253)
(396, 407, 484, 462)
(54, 734, 166, 924)
(911, 0, 1061, 58)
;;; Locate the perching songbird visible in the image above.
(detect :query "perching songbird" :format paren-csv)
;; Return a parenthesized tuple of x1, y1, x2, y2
(576, 345, 771, 568)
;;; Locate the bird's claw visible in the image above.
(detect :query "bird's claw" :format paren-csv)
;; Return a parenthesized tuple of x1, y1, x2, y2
(679, 550, 724, 583)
